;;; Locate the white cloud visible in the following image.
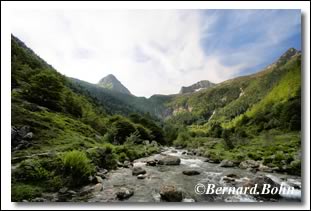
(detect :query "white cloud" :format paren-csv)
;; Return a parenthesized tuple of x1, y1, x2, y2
(10, 9, 300, 97)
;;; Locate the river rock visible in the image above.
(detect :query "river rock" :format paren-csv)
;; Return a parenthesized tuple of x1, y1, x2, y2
(239, 160, 260, 169)
(132, 166, 146, 176)
(160, 185, 183, 202)
(258, 164, 273, 172)
(80, 183, 103, 196)
(116, 187, 134, 200)
(158, 156, 181, 165)
(182, 170, 201, 176)
(171, 149, 178, 153)
(219, 160, 235, 167)
(146, 160, 157, 166)
(243, 175, 281, 199)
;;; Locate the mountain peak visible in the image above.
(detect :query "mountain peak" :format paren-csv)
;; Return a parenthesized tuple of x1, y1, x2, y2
(277, 48, 300, 64)
(98, 74, 131, 95)
(179, 80, 216, 94)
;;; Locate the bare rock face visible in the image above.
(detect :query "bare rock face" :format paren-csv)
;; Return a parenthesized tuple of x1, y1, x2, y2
(179, 80, 215, 94)
(160, 185, 183, 202)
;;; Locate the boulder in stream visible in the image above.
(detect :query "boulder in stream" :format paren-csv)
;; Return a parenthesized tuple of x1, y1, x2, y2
(182, 170, 201, 176)
(146, 160, 157, 166)
(243, 175, 281, 199)
(116, 187, 134, 200)
(160, 185, 183, 202)
(158, 156, 181, 165)
(132, 166, 146, 176)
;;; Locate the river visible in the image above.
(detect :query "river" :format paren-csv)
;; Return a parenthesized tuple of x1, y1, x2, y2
(74, 147, 301, 202)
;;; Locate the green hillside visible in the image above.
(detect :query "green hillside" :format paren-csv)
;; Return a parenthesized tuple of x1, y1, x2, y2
(11, 34, 302, 202)
(11, 35, 166, 201)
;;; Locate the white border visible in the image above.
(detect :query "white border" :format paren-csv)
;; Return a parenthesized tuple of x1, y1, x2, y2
(1, 1, 310, 210)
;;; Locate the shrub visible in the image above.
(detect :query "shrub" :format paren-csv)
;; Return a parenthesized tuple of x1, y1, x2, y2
(87, 144, 118, 170)
(13, 159, 50, 182)
(11, 184, 43, 202)
(61, 150, 95, 186)
(111, 118, 136, 144)
(125, 130, 142, 145)
(24, 70, 65, 111)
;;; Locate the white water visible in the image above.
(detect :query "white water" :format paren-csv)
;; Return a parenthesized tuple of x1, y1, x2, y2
(79, 148, 301, 202)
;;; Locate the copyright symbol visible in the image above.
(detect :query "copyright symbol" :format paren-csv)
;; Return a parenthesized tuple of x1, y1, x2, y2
(195, 183, 206, 195)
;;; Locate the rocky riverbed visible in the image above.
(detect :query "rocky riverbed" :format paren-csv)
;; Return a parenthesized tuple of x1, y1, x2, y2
(39, 147, 302, 202)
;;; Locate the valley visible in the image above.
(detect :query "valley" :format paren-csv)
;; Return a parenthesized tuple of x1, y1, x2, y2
(11, 35, 301, 202)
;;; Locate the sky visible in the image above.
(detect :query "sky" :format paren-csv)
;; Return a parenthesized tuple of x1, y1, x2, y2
(11, 9, 301, 97)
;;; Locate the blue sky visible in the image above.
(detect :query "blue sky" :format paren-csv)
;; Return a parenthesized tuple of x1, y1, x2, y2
(11, 9, 301, 97)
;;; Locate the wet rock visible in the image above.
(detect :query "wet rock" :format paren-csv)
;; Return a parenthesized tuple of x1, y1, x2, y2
(132, 166, 146, 176)
(158, 156, 181, 165)
(116, 187, 134, 200)
(80, 183, 103, 196)
(171, 150, 178, 153)
(146, 160, 157, 166)
(219, 160, 235, 167)
(137, 174, 147, 179)
(182, 170, 201, 176)
(243, 176, 281, 199)
(182, 151, 187, 155)
(239, 160, 260, 169)
(160, 185, 183, 202)
(187, 152, 194, 156)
